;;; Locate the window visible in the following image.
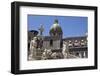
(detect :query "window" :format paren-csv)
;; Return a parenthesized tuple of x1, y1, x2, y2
(50, 39, 53, 46)
(60, 40, 63, 48)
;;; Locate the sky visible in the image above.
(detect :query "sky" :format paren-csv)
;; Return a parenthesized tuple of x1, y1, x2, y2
(28, 15, 87, 38)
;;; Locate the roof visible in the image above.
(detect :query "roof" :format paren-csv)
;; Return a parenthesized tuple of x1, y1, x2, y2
(63, 36, 87, 41)
(28, 30, 38, 35)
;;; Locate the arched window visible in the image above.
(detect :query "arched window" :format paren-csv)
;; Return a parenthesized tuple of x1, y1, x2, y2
(60, 40, 63, 48)
(50, 39, 53, 46)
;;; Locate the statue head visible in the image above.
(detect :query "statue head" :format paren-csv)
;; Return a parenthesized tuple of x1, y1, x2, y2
(32, 37, 37, 41)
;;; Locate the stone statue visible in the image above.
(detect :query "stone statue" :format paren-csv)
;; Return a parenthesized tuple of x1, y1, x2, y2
(62, 42, 69, 58)
(38, 24, 44, 36)
(29, 37, 38, 60)
(41, 49, 52, 60)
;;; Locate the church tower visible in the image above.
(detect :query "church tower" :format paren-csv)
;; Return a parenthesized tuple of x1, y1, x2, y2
(49, 19, 63, 49)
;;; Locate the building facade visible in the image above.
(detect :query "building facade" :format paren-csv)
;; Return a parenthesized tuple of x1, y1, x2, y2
(63, 36, 88, 58)
(28, 19, 88, 60)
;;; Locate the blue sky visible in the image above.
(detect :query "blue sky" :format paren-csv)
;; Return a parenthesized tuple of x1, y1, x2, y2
(28, 15, 87, 38)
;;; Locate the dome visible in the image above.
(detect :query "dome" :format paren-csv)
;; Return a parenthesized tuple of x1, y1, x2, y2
(49, 19, 63, 36)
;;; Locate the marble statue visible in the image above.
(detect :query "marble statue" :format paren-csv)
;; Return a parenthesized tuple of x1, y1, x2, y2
(29, 37, 38, 60)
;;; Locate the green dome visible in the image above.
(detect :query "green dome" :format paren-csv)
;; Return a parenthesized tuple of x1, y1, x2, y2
(49, 19, 63, 36)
